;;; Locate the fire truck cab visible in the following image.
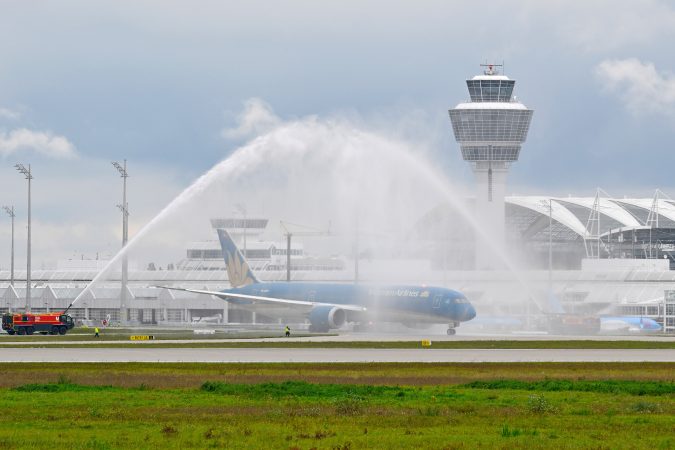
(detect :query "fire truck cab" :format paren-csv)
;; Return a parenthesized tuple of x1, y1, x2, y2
(2, 312, 75, 336)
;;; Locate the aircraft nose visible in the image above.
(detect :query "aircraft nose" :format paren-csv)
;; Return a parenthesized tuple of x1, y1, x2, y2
(464, 304, 476, 321)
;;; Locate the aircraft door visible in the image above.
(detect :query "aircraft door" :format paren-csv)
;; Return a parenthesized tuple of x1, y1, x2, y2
(432, 295, 442, 309)
(307, 290, 317, 302)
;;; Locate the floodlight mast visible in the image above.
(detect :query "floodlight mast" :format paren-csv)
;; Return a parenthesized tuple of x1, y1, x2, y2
(279, 221, 332, 282)
(112, 160, 129, 324)
(2, 206, 15, 288)
(14, 164, 32, 312)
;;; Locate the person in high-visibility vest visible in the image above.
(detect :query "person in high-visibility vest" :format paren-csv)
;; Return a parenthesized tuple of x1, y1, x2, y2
(284, 326, 290, 337)
(94, 327, 100, 338)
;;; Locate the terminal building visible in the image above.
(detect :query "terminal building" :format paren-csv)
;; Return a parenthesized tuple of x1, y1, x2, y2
(1, 196, 675, 333)
(506, 194, 675, 269)
(178, 218, 344, 273)
(418, 192, 675, 271)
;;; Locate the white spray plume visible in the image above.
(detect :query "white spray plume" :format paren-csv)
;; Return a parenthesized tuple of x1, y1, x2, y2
(72, 101, 533, 308)
(221, 98, 282, 140)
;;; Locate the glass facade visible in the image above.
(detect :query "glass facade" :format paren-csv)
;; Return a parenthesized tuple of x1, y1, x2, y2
(460, 145, 521, 161)
(449, 74, 532, 162)
(187, 249, 225, 259)
(449, 109, 532, 140)
(467, 79, 515, 102)
(166, 309, 185, 322)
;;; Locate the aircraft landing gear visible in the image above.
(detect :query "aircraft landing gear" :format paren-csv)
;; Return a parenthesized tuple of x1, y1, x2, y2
(446, 328, 456, 336)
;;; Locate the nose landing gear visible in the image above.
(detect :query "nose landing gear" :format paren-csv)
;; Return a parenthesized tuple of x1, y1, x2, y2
(446, 321, 459, 336)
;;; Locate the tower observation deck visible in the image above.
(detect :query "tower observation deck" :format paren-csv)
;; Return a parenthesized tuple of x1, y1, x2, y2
(449, 64, 533, 268)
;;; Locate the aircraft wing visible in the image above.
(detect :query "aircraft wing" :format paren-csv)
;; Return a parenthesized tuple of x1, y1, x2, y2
(156, 286, 367, 312)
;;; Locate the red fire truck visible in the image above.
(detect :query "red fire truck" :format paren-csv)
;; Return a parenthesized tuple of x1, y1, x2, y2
(1, 312, 75, 335)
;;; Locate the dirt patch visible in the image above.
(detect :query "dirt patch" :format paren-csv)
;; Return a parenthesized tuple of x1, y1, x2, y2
(0, 362, 673, 389)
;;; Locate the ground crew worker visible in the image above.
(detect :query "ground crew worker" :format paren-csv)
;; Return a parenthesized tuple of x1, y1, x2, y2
(94, 327, 100, 338)
(285, 325, 290, 337)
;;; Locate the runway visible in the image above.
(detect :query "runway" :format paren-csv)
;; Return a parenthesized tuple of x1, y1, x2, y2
(1, 347, 674, 363)
(2, 331, 674, 346)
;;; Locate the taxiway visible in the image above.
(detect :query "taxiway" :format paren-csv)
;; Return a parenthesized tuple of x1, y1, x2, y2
(1, 347, 673, 363)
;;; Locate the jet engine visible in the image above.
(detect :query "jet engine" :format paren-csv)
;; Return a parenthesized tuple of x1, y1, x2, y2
(308, 305, 346, 332)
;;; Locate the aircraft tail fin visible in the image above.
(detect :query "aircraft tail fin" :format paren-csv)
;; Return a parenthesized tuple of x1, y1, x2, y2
(217, 228, 260, 288)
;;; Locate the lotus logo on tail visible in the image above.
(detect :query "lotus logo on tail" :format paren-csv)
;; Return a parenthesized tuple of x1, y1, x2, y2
(218, 228, 260, 288)
(226, 253, 255, 288)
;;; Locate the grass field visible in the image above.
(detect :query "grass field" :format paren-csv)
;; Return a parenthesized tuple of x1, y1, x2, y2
(0, 363, 672, 449)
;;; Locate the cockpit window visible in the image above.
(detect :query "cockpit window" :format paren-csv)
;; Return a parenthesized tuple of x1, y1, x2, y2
(454, 297, 469, 304)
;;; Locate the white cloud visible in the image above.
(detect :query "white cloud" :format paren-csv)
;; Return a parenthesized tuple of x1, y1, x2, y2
(595, 58, 675, 116)
(0, 107, 20, 120)
(514, 1, 675, 53)
(221, 98, 281, 140)
(0, 128, 77, 158)
(561, 1, 675, 52)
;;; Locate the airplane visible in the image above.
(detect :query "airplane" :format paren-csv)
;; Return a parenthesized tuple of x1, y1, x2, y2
(160, 229, 476, 335)
(191, 314, 224, 325)
(599, 316, 662, 334)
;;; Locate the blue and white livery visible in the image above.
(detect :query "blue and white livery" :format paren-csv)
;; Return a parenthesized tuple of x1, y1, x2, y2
(600, 316, 662, 334)
(162, 229, 476, 335)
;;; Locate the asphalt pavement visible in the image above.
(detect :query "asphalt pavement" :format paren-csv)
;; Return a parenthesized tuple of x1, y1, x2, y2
(1, 347, 673, 362)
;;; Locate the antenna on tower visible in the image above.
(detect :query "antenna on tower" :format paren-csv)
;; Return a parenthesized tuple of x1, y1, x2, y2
(480, 62, 504, 76)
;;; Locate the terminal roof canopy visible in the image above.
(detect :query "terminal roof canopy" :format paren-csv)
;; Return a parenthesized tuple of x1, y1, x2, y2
(505, 196, 675, 238)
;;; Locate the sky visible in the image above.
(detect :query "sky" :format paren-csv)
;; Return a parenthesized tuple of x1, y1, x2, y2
(1, 0, 675, 267)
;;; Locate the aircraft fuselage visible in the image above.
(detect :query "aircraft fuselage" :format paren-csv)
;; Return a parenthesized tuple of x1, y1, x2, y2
(223, 282, 476, 325)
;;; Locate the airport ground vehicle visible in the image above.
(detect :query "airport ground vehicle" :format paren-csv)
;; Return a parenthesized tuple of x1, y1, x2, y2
(1, 312, 75, 335)
(548, 313, 601, 335)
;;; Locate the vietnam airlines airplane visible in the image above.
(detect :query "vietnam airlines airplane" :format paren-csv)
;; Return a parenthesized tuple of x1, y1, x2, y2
(162, 229, 476, 335)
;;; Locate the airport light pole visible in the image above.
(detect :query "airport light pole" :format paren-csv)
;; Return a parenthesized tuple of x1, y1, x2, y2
(2, 206, 15, 288)
(112, 160, 129, 324)
(15, 164, 32, 312)
(279, 221, 332, 282)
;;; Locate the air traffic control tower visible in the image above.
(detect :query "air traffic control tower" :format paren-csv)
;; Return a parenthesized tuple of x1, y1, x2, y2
(449, 64, 533, 268)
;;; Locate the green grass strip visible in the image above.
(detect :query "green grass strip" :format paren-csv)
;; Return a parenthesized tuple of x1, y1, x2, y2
(8, 377, 674, 399)
(12, 383, 117, 393)
(200, 380, 404, 399)
(463, 379, 675, 396)
(199, 379, 675, 398)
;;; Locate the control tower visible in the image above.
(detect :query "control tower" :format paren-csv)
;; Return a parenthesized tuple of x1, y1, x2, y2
(449, 64, 533, 269)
